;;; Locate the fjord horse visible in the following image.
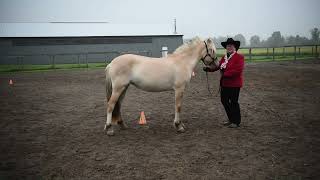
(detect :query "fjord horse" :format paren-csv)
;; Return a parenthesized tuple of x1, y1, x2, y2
(104, 37, 218, 136)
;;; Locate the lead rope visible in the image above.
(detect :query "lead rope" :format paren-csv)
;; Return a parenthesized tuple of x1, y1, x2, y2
(205, 70, 220, 97)
(205, 71, 212, 95)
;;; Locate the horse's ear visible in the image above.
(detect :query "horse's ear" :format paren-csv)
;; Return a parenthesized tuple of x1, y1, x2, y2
(206, 38, 215, 54)
(206, 38, 213, 44)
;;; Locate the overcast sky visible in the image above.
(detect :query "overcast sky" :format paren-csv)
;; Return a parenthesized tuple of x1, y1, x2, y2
(0, 0, 319, 40)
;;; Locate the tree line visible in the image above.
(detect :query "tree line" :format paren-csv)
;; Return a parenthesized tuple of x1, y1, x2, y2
(210, 27, 320, 48)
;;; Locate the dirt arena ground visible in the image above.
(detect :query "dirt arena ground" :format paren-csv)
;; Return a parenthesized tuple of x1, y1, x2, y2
(0, 59, 319, 180)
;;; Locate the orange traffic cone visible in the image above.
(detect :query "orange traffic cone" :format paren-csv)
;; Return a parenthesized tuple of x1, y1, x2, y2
(138, 111, 147, 125)
(9, 79, 13, 85)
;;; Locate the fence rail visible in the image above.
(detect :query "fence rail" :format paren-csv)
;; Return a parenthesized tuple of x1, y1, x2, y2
(216, 44, 319, 61)
(0, 50, 151, 72)
(0, 45, 319, 72)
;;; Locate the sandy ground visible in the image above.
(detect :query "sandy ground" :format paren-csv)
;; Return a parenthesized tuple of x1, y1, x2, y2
(0, 59, 319, 180)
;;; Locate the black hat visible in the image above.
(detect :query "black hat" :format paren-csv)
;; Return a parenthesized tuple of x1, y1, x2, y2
(221, 38, 241, 51)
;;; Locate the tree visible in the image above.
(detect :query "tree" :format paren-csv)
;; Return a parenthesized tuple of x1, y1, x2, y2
(250, 35, 261, 47)
(213, 36, 228, 48)
(310, 28, 320, 44)
(233, 34, 246, 47)
(286, 36, 296, 45)
(266, 31, 285, 47)
(294, 35, 310, 45)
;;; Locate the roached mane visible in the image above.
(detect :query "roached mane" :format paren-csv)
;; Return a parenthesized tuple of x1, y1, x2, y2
(173, 36, 202, 54)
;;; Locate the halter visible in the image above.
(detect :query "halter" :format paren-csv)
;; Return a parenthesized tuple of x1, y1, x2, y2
(200, 41, 219, 97)
(200, 41, 217, 66)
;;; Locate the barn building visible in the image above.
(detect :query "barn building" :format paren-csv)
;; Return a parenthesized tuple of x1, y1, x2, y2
(0, 23, 183, 65)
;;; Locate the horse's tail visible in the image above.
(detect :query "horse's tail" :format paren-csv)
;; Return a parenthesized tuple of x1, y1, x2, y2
(105, 64, 112, 101)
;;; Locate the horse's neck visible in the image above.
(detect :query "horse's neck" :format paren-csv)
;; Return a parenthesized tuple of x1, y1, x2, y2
(178, 44, 203, 71)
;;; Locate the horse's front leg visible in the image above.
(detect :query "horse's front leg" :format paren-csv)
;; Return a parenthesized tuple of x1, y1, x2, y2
(174, 87, 186, 133)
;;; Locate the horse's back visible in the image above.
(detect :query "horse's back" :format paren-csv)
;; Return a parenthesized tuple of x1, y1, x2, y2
(112, 54, 164, 63)
(110, 54, 172, 70)
(108, 54, 176, 91)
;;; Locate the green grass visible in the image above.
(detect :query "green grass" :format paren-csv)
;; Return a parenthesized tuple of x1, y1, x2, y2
(217, 46, 318, 56)
(0, 63, 108, 73)
(217, 46, 319, 61)
(1, 46, 319, 73)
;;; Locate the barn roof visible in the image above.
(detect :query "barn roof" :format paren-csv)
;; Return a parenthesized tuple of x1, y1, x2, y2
(0, 23, 183, 37)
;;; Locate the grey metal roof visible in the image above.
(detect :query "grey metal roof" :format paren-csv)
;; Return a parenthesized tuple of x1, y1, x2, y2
(0, 23, 183, 37)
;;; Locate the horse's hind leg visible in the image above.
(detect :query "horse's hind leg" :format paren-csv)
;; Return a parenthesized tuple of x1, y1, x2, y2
(112, 87, 128, 130)
(104, 86, 126, 136)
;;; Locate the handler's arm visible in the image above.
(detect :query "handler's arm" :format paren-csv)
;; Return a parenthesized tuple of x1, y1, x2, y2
(223, 56, 244, 77)
(203, 57, 223, 72)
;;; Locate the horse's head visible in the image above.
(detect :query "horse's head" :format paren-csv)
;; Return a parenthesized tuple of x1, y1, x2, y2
(200, 38, 219, 67)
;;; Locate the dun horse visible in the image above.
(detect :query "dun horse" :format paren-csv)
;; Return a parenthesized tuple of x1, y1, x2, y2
(104, 37, 218, 136)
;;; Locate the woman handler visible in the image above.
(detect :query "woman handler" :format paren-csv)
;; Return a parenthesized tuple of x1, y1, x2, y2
(203, 38, 244, 128)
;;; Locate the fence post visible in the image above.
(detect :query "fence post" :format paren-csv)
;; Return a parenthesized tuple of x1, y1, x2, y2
(283, 47, 285, 57)
(311, 47, 314, 56)
(298, 47, 301, 56)
(294, 46, 297, 60)
(16, 57, 20, 70)
(316, 45, 318, 59)
(86, 54, 88, 68)
(20, 57, 24, 70)
(77, 54, 80, 67)
(52, 55, 55, 70)
(50, 56, 53, 69)
(249, 48, 252, 61)
(105, 55, 108, 65)
(272, 47, 275, 60)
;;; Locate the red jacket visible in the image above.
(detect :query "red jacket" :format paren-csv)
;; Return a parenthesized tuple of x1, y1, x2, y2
(218, 52, 244, 87)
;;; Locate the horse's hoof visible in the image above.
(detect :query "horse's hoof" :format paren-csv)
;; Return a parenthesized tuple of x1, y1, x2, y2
(177, 126, 185, 133)
(106, 129, 115, 136)
(105, 125, 114, 136)
(174, 122, 186, 133)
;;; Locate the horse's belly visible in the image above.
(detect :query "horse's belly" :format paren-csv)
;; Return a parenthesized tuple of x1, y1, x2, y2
(129, 60, 176, 92)
(131, 71, 175, 92)
(131, 77, 174, 92)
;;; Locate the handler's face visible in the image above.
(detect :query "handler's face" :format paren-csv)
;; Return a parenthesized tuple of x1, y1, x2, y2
(226, 44, 236, 53)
